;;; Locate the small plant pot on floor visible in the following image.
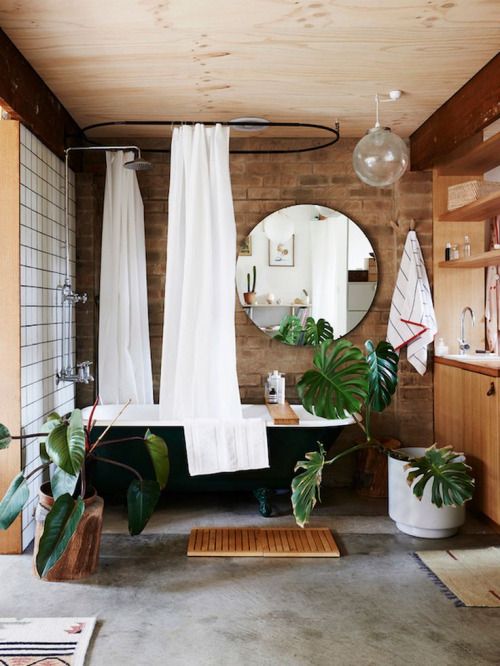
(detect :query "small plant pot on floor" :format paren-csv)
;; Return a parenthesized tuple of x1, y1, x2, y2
(388, 447, 465, 539)
(34, 483, 104, 581)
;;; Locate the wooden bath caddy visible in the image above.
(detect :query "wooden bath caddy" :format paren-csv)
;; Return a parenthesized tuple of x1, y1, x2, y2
(265, 401, 299, 425)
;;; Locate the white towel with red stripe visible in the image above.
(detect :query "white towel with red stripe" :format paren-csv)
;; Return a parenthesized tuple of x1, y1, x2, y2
(387, 231, 437, 374)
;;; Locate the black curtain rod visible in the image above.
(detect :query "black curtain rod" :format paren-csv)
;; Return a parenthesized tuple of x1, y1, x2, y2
(78, 120, 340, 154)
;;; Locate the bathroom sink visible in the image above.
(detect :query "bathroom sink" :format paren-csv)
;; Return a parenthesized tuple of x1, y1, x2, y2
(441, 354, 500, 364)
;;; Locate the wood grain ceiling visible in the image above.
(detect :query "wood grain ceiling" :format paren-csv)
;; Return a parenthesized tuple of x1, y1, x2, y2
(0, 0, 499, 138)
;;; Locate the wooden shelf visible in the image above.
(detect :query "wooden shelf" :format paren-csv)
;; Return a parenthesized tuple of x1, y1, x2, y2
(439, 132, 500, 175)
(242, 303, 311, 308)
(439, 190, 500, 222)
(438, 249, 500, 269)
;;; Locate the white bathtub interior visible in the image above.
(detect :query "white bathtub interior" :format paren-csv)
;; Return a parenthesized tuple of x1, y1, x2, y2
(81, 404, 354, 428)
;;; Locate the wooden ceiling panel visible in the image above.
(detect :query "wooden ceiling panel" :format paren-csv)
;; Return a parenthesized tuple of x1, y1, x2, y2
(0, 0, 499, 137)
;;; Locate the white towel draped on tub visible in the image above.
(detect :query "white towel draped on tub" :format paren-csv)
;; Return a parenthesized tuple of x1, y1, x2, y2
(387, 230, 437, 375)
(184, 419, 269, 476)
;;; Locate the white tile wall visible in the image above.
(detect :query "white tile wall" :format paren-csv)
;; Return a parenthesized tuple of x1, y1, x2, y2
(20, 126, 76, 549)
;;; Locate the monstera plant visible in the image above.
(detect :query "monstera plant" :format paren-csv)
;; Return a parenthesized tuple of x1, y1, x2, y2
(0, 404, 169, 578)
(274, 315, 334, 347)
(291, 339, 474, 527)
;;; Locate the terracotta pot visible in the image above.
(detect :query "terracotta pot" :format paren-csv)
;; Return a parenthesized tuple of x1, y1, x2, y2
(243, 291, 257, 305)
(34, 482, 104, 581)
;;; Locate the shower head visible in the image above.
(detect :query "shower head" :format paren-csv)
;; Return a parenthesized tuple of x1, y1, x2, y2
(124, 152, 153, 171)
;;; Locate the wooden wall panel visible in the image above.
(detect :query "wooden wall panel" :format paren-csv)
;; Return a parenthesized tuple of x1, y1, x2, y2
(0, 120, 22, 553)
(432, 172, 485, 354)
(411, 53, 500, 171)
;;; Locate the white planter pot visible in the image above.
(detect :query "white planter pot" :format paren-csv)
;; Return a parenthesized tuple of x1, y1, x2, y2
(388, 447, 465, 539)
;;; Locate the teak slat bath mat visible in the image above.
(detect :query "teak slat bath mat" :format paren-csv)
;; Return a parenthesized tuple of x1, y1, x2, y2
(187, 527, 340, 557)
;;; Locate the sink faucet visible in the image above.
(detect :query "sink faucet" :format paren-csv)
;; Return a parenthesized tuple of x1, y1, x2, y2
(458, 307, 475, 355)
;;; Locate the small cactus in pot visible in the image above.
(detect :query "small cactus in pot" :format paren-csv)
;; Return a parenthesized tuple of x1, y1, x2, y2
(244, 265, 257, 305)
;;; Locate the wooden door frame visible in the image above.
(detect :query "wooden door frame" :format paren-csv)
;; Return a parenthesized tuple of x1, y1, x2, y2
(0, 120, 22, 553)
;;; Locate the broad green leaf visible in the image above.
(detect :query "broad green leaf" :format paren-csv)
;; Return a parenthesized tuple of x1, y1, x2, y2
(39, 414, 63, 463)
(291, 444, 326, 528)
(365, 340, 399, 413)
(297, 339, 369, 419)
(36, 494, 85, 578)
(304, 317, 334, 347)
(405, 445, 475, 508)
(46, 409, 85, 475)
(0, 424, 11, 450)
(127, 479, 161, 536)
(144, 430, 169, 490)
(0, 472, 29, 529)
(51, 467, 79, 500)
(274, 315, 303, 346)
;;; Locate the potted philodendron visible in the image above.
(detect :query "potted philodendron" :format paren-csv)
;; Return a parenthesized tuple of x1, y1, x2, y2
(291, 339, 474, 537)
(243, 265, 257, 305)
(0, 403, 169, 580)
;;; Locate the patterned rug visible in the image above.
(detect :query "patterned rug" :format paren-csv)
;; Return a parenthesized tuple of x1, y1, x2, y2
(0, 618, 96, 665)
(413, 547, 500, 607)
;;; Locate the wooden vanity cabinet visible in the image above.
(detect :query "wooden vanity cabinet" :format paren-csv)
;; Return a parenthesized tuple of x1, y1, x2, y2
(434, 361, 500, 524)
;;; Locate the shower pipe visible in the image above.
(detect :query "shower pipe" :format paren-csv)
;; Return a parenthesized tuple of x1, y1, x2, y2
(79, 120, 341, 155)
(57, 145, 147, 385)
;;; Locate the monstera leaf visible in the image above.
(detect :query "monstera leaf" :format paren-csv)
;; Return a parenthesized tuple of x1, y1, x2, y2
(274, 315, 303, 346)
(297, 339, 369, 419)
(365, 340, 399, 412)
(303, 318, 334, 347)
(405, 445, 475, 508)
(291, 444, 326, 528)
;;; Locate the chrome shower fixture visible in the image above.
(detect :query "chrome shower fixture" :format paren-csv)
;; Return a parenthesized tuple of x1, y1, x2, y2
(57, 144, 152, 384)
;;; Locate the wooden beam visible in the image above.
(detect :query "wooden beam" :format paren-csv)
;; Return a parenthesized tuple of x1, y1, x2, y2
(0, 121, 22, 554)
(0, 29, 80, 158)
(410, 54, 500, 172)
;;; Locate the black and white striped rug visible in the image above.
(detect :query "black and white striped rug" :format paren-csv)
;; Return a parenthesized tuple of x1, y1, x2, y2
(0, 618, 95, 665)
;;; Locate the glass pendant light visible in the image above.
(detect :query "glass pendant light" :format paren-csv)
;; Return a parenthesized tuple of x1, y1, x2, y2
(353, 93, 409, 188)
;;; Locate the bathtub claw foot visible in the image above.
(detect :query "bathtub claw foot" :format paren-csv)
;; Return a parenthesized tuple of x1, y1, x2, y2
(253, 488, 275, 517)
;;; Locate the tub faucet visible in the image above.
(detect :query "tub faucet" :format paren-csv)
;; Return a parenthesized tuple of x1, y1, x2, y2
(57, 361, 94, 384)
(458, 307, 475, 354)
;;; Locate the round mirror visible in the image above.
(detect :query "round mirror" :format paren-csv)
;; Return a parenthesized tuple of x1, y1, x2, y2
(236, 205, 378, 345)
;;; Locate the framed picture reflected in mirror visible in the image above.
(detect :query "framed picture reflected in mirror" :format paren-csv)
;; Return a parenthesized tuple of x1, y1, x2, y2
(269, 236, 295, 267)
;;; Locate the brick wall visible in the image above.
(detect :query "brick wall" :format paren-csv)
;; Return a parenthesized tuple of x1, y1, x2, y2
(75, 137, 433, 451)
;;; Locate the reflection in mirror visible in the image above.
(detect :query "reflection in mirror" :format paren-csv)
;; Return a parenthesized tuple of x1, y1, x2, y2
(236, 205, 378, 345)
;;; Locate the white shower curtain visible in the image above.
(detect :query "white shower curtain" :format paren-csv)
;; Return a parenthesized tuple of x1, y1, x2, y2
(159, 124, 241, 419)
(311, 214, 348, 338)
(98, 151, 153, 404)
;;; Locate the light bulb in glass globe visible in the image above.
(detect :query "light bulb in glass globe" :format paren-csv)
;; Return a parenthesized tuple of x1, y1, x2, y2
(353, 126, 409, 187)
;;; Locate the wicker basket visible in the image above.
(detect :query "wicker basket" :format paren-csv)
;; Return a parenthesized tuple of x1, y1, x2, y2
(447, 180, 500, 211)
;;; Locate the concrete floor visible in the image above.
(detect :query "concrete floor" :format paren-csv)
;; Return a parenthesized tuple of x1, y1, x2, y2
(1, 489, 500, 666)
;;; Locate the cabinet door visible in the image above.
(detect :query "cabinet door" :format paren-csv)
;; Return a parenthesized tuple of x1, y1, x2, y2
(463, 373, 499, 523)
(435, 364, 500, 524)
(434, 364, 465, 453)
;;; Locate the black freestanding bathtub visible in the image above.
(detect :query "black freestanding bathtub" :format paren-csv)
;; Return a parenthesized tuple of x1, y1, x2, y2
(83, 404, 353, 516)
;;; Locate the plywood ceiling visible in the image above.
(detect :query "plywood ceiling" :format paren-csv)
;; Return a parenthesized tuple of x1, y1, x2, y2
(0, 0, 499, 138)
